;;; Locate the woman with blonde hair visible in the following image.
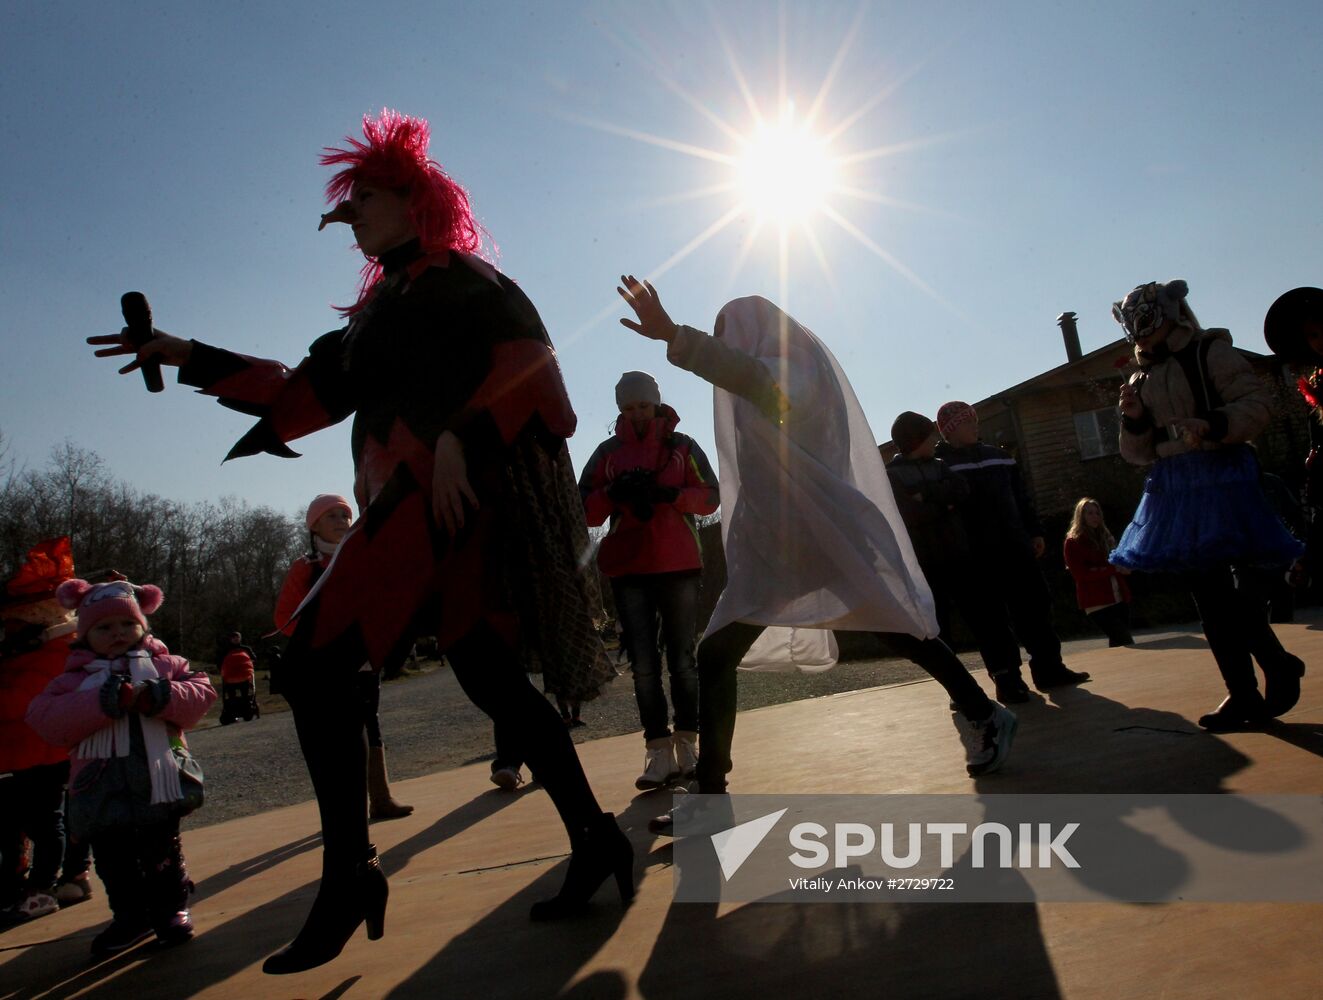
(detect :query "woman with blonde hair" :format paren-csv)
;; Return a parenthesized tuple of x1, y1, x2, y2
(1063, 498, 1133, 647)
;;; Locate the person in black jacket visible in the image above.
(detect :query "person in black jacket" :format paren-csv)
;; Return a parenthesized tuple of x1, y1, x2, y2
(933, 402, 1088, 695)
(886, 412, 1025, 702)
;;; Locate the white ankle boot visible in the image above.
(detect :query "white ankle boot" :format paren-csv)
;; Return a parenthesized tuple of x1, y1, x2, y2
(672, 730, 699, 778)
(636, 737, 678, 790)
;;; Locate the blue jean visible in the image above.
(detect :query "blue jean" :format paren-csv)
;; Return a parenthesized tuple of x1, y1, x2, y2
(612, 571, 701, 740)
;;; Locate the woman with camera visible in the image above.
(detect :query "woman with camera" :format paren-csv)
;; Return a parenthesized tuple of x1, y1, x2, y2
(579, 372, 719, 790)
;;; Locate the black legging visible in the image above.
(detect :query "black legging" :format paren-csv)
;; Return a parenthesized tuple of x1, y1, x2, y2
(693, 622, 994, 794)
(354, 672, 383, 748)
(282, 621, 603, 874)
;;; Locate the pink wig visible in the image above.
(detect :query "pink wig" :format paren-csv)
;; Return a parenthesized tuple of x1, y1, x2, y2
(322, 109, 491, 312)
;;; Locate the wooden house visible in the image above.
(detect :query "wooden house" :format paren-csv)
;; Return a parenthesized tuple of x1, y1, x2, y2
(881, 316, 1311, 523)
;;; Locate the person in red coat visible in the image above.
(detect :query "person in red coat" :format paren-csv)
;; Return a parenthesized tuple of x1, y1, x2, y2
(0, 538, 82, 920)
(1063, 498, 1134, 647)
(217, 632, 258, 725)
(578, 372, 719, 789)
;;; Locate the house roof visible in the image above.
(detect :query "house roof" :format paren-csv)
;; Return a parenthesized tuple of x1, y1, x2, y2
(972, 336, 1272, 408)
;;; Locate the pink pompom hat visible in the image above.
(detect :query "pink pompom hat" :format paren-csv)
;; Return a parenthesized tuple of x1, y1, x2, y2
(55, 575, 163, 640)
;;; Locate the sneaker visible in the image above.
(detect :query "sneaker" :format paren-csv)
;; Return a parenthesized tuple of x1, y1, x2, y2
(647, 779, 698, 835)
(10, 889, 58, 921)
(154, 910, 194, 947)
(992, 673, 1031, 704)
(55, 873, 93, 907)
(672, 731, 699, 778)
(952, 704, 1018, 777)
(635, 738, 679, 791)
(91, 918, 154, 957)
(648, 809, 676, 835)
(490, 765, 525, 791)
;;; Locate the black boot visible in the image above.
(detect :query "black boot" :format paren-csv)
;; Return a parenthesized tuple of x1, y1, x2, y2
(992, 671, 1031, 704)
(1198, 692, 1269, 732)
(262, 846, 388, 975)
(147, 831, 195, 947)
(1262, 653, 1305, 717)
(1030, 663, 1090, 690)
(265, 663, 381, 975)
(89, 834, 152, 957)
(529, 813, 634, 921)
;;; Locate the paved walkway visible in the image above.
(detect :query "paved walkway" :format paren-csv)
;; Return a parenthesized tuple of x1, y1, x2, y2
(3, 620, 1321, 999)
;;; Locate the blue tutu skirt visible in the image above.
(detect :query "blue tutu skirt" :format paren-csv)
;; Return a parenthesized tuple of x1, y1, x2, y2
(1111, 446, 1304, 574)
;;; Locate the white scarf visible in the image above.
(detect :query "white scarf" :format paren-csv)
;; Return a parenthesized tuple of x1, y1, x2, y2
(75, 649, 183, 806)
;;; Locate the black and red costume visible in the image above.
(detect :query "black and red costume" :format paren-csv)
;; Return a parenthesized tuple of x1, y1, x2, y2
(180, 241, 612, 689)
(176, 240, 622, 971)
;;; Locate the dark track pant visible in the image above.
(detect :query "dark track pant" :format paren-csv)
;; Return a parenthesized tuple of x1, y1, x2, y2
(693, 622, 994, 794)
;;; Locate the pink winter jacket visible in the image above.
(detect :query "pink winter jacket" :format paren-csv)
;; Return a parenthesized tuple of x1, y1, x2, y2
(25, 636, 216, 789)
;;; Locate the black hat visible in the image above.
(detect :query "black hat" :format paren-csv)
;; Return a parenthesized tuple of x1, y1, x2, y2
(1264, 287, 1323, 362)
(890, 411, 936, 454)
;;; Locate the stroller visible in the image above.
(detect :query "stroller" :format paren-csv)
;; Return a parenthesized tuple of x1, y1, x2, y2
(219, 680, 259, 725)
(217, 635, 261, 724)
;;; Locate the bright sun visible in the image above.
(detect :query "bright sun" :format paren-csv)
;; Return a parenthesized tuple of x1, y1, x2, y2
(734, 111, 838, 223)
(569, 9, 957, 321)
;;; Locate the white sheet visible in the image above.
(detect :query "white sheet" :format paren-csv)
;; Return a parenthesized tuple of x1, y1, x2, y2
(692, 296, 938, 655)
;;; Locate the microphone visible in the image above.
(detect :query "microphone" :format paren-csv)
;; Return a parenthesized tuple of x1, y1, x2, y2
(120, 291, 165, 392)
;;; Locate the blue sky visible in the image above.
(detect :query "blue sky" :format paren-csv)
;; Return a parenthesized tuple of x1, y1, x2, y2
(2, 1, 1320, 521)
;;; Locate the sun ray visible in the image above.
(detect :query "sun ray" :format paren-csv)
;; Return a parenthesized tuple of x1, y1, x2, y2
(836, 127, 973, 166)
(833, 185, 967, 222)
(800, 219, 839, 297)
(820, 204, 969, 321)
(778, 2, 789, 114)
(820, 57, 930, 144)
(599, 17, 749, 148)
(708, 7, 765, 127)
(722, 217, 765, 300)
(641, 182, 740, 209)
(557, 112, 736, 165)
(804, 2, 870, 129)
(645, 204, 747, 286)
(561, 205, 747, 350)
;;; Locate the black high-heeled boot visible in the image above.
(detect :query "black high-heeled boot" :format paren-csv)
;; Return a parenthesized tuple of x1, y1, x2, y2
(262, 846, 388, 975)
(529, 813, 634, 921)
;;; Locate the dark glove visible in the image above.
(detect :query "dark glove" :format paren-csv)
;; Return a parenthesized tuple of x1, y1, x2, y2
(101, 675, 132, 718)
(607, 469, 658, 521)
(650, 484, 680, 505)
(135, 678, 172, 716)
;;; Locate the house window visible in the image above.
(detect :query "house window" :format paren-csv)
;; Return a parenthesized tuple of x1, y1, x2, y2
(1074, 407, 1121, 460)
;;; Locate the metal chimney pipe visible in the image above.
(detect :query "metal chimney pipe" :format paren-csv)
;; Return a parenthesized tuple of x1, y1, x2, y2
(1057, 311, 1082, 363)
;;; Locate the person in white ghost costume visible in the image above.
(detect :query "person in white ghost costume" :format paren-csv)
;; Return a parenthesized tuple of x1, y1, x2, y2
(616, 278, 1018, 832)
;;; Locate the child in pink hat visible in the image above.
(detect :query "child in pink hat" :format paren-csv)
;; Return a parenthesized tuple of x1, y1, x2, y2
(26, 576, 215, 956)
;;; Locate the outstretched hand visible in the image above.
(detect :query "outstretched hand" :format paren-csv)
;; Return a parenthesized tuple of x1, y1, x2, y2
(87, 329, 193, 375)
(617, 275, 677, 343)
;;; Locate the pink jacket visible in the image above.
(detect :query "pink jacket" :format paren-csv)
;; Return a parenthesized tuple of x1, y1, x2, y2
(25, 636, 216, 788)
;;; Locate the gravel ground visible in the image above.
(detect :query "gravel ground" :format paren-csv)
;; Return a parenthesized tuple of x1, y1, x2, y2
(185, 622, 1210, 828)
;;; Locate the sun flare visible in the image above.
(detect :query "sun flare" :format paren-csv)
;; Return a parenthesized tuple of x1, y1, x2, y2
(562, 8, 965, 332)
(734, 109, 838, 224)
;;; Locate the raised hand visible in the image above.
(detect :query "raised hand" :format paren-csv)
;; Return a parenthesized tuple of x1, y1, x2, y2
(617, 275, 677, 342)
(87, 329, 193, 375)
